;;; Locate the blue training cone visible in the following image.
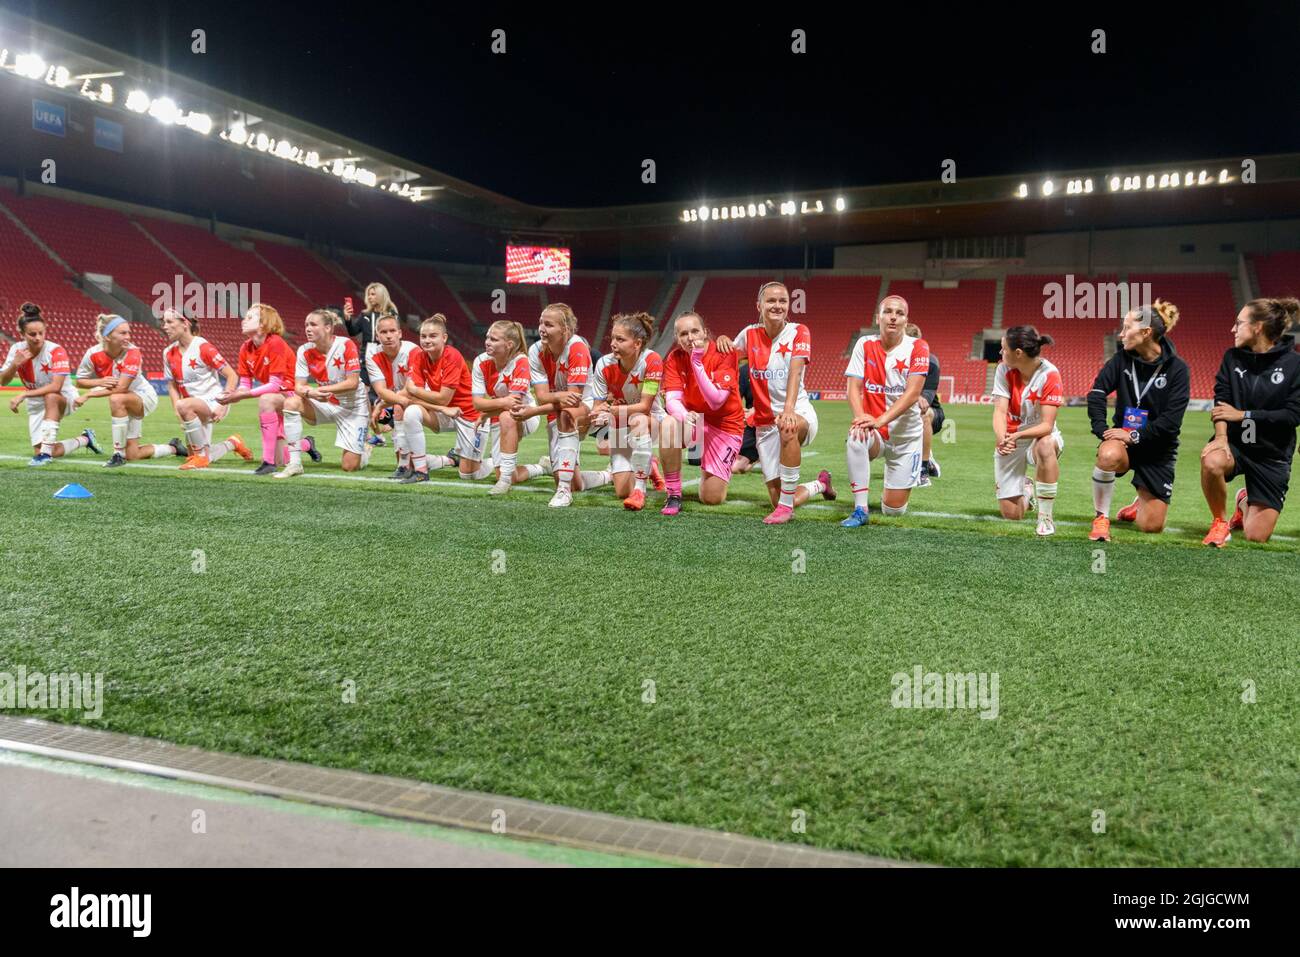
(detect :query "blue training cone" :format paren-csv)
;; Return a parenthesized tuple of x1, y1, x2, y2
(53, 483, 93, 500)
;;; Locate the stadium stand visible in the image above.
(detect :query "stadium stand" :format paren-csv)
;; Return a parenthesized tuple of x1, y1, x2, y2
(1129, 272, 1237, 398)
(779, 274, 881, 392)
(551, 275, 609, 343)
(1003, 274, 1115, 398)
(0, 196, 107, 366)
(613, 277, 663, 316)
(1249, 251, 1300, 299)
(254, 243, 351, 311)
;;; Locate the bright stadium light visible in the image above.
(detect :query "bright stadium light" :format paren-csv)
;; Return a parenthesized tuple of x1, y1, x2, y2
(1145, 174, 1155, 189)
(758, 203, 766, 216)
(15, 52, 46, 79)
(1042, 180, 1054, 196)
(835, 196, 846, 211)
(125, 89, 150, 112)
(255, 131, 270, 152)
(1184, 171, 1194, 186)
(697, 205, 708, 221)
(1159, 173, 1170, 188)
(749, 203, 758, 216)
(1084, 178, 1094, 193)
(185, 112, 212, 135)
(48, 64, 71, 88)
(1109, 176, 1120, 191)
(1219, 168, 1230, 182)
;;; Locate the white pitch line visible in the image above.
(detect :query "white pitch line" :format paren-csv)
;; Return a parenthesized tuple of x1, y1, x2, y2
(4, 453, 1292, 540)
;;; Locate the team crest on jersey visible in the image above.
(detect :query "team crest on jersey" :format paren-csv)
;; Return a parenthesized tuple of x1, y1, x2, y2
(1153, 375, 1167, 389)
(1272, 368, 1285, 384)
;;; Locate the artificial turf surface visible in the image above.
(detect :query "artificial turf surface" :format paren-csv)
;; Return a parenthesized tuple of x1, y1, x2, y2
(1, 393, 1297, 866)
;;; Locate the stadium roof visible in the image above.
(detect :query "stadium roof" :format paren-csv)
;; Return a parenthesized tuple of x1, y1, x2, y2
(5, 9, 1300, 261)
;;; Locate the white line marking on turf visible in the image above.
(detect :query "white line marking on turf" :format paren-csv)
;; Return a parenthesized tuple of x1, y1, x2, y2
(6, 454, 1291, 539)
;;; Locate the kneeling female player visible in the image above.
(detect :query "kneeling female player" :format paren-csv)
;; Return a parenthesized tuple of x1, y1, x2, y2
(160, 308, 251, 470)
(586, 312, 663, 511)
(1086, 301, 1189, 540)
(471, 320, 549, 494)
(513, 303, 609, 507)
(217, 304, 315, 474)
(276, 309, 369, 477)
(840, 295, 928, 527)
(75, 314, 184, 467)
(1, 302, 97, 464)
(717, 281, 831, 524)
(658, 311, 747, 514)
(991, 325, 1064, 536)
(1200, 297, 1300, 546)
(364, 314, 419, 478)
(402, 314, 492, 483)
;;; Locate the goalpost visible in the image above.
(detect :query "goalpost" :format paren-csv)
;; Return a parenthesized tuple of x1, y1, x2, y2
(938, 375, 956, 404)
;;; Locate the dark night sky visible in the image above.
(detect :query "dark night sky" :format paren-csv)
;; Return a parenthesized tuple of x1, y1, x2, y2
(7, 1, 1300, 208)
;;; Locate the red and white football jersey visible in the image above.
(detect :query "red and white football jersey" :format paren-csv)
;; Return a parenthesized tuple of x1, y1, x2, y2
(366, 341, 419, 393)
(732, 322, 812, 425)
(237, 333, 295, 392)
(588, 349, 663, 407)
(6, 340, 78, 405)
(78, 343, 156, 402)
(296, 336, 365, 411)
(844, 334, 931, 441)
(410, 345, 480, 422)
(993, 358, 1064, 435)
(163, 336, 228, 400)
(471, 352, 533, 421)
(529, 336, 591, 393)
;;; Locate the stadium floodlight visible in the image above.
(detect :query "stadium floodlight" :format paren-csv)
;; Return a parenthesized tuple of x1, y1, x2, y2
(255, 131, 270, 152)
(698, 205, 708, 221)
(1084, 178, 1094, 193)
(125, 89, 150, 113)
(227, 122, 248, 145)
(1159, 173, 1170, 188)
(48, 64, 71, 88)
(185, 112, 212, 135)
(274, 139, 294, 158)
(1041, 180, 1054, 196)
(14, 52, 46, 79)
(835, 196, 846, 211)
(147, 96, 180, 124)
(1198, 169, 1210, 185)
(711, 207, 719, 220)
(1145, 174, 1155, 188)
(304, 151, 320, 168)
(748, 203, 758, 216)
(1184, 171, 1194, 187)
(1218, 168, 1230, 183)
(758, 203, 766, 216)
(1109, 176, 1120, 191)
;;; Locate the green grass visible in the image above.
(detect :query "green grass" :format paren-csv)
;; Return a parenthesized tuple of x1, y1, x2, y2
(1, 393, 1297, 866)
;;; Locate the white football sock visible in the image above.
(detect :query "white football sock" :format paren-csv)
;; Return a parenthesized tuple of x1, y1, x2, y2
(283, 410, 303, 467)
(778, 463, 799, 509)
(56, 436, 86, 455)
(801, 479, 824, 497)
(1036, 481, 1058, 521)
(182, 417, 206, 455)
(1092, 468, 1116, 517)
(630, 433, 652, 494)
(150, 443, 173, 458)
(554, 431, 580, 493)
(39, 419, 58, 456)
(846, 434, 871, 507)
(111, 416, 128, 454)
(209, 440, 232, 462)
(498, 452, 518, 485)
(579, 470, 611, 489)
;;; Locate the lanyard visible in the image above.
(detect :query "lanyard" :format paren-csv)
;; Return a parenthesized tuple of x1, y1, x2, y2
(1127, 360, 1165, 408)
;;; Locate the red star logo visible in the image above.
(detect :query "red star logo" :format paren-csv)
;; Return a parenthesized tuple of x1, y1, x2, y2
(332, 356, 343, 369)
(1026, 388, 1043, 404)
(40, 362, 50, 374)
(776, 342, 792, 358)
(893, 358, 908, 374)
(398, 364, 409, 377)
(188, 358, 199, 369)
(629, 373, 642, 387)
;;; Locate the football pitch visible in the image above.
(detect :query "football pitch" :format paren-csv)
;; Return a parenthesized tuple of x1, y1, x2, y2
(1, 397, 1297, 866)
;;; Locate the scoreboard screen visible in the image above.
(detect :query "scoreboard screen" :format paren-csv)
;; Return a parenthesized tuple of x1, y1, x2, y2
(505, 245, 571, 285)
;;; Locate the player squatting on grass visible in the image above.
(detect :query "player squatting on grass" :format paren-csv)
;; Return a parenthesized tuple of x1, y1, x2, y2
(3, 289, 1297, 546)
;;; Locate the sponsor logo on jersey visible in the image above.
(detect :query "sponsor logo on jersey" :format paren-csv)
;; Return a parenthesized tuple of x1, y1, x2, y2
(750, 368, 788, 381)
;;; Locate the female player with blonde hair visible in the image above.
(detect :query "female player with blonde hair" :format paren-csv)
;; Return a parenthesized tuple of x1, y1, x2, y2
(74, 314, 184, 467)
(512, 303, 610, 507)
(365, 314, 419, 478)
(991, 325, 1064, 536)
(471, 320, 549, 494)
(276, 308, 369, 477)
(717, 281, 831, 523)
(586, 311, 663, 510)
(1, 301, 98, 465)
(161, 308, 252, 470)
(216, 303, 316, 475)
(1086, 300, 1189, 541)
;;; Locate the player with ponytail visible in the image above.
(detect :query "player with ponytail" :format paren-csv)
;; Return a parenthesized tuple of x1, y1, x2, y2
(472, 320, 550, 493)
(991, 325, 1065, 536)
(586, 312, 663, 510)
(1200, 297, 1300, 546)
